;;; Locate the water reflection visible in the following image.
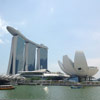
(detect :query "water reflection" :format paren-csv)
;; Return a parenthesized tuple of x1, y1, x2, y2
(43, 86, 49, 94)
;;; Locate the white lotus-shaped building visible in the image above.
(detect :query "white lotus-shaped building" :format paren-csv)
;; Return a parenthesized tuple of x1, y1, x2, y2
(58, 51, 98, 77)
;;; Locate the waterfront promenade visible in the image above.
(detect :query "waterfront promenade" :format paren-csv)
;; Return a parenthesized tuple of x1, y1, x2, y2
(17, 80, 100, 86)
(1, 75, 100, 86)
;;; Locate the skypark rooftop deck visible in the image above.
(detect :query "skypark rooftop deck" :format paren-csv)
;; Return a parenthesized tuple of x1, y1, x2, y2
(7, 26, 48, 49)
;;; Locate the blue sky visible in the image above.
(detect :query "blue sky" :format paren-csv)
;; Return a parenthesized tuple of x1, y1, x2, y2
(0, 0, 100, 78)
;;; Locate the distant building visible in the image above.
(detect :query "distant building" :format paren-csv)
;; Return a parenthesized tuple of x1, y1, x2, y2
(19, 69, 68, 80)
(58, 51, 99, 82)
(7, 26, 48, 75)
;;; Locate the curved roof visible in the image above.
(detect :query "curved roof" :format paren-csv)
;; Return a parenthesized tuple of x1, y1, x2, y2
(7, 26, 48, 49)
(74, 51, 88, 76)
(88, 67, 98, 76)
(58, 61, 69, 74)
(63, 55, 76, 75)
(58, 51, 98, 77)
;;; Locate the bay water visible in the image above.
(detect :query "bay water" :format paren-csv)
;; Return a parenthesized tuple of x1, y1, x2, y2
(0, 85, 100, 100)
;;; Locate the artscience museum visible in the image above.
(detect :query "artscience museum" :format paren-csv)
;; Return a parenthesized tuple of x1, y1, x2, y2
(58, 51, 98, 82)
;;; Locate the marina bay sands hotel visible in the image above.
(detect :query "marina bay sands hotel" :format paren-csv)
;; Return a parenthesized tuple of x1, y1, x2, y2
(7, 26, 48, 75)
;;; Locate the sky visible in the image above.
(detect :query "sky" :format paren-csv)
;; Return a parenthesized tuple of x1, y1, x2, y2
(0, 0, 100, 78)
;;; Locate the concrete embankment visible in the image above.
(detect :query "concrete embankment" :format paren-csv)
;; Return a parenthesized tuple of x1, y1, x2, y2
(16, 80, 100, 86)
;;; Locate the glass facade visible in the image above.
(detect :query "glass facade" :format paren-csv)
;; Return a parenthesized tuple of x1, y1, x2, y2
(8, 36, 14, 75)
(8, 35, 48, 75)
(26, 43, 36, 71)
(68, 76, 79, 82)
(40, 48, 47, 69)
(15, 36, 25, 74)
(9, 56, 13, 74)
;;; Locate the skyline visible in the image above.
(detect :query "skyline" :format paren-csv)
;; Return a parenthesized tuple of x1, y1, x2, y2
(0, 0, 100, 78)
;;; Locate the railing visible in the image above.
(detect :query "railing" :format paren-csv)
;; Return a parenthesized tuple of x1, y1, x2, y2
(17, 80, 100, 86)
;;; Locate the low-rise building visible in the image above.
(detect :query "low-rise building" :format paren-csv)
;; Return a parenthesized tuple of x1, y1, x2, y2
(19, 69, 69, 80)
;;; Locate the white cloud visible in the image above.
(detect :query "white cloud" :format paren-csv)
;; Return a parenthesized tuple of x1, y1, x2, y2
(50, 7, 54, 14)
(0, 39, 4, 44)
(0, 17, 9, 44)
(0, 17, 8, 33)
(0, 38, 10, 45)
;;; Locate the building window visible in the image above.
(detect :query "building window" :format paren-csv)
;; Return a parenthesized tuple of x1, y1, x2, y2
(78, 68, 82, 70)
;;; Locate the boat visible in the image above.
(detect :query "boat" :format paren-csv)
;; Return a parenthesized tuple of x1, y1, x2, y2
(70, 85, 83, 89)
(0, 85, 15, 90)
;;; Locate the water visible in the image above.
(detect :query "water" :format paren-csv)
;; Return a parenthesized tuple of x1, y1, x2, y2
(0, 86, 100, 100)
